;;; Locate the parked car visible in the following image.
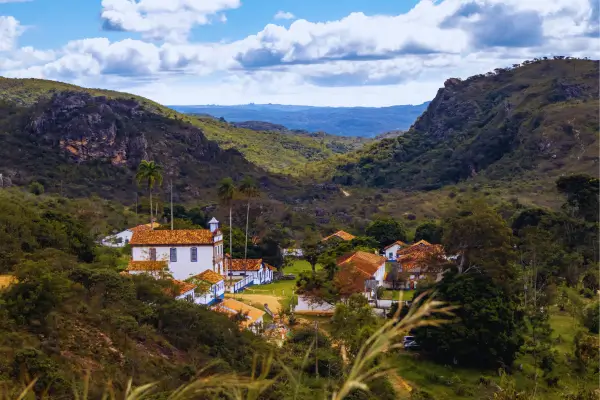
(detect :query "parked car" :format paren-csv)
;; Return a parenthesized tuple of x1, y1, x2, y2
(404, 340, 420, 350)
(402, 336, 415, 346)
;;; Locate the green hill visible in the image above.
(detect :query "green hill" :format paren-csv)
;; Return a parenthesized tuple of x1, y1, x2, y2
(332, 59, 599, 189)
(0, 79, 341, 206)
(0, 77, 365, 176)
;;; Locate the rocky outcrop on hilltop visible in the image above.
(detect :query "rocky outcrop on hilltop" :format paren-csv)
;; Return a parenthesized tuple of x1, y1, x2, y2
(333, 58, 600, 189)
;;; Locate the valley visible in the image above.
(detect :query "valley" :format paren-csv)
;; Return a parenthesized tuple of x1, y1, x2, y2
(0, 58, 598, 400)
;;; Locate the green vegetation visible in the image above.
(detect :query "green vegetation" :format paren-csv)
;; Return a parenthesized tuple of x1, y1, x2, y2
(331, 59, 599, 189)
(189, 116, 367, 174)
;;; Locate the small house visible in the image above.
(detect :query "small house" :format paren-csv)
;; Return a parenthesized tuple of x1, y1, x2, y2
(188, 269, 226, 305)
(102, 223, 160, 247)
(335, 251, 387, 298)
(322, 230, 356, 243)
(383, 240, 407, 261)
(226, 258, 275, 284)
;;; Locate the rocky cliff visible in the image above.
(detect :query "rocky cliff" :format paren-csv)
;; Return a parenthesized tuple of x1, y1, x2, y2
(333, 58, 599, 189)
(0, 90, 321, 203)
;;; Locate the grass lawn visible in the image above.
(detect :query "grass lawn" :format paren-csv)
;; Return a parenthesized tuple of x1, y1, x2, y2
(381, 290, 415, 301)
(244, 260, 314, 297)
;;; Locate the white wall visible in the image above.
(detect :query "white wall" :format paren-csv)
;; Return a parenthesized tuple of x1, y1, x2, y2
(132, 245, 215, 280)
(102, 230, 133, 247)
(374, 262, 386, 286)
(195, 281, 225, 305)
(295, 295, 335, 314)
(384, 244, 401, 260)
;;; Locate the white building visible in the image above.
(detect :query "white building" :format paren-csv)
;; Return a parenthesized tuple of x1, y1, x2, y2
(101, 223, 160, 247)
(188, 269, 226, 306)
(336, 251, 387, 299)
(226, 258, 275, 284)
(129, 219, 224, 281)
(382, 240, 407, 261)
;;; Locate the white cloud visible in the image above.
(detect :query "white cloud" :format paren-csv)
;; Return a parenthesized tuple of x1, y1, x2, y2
(0, 0, 598, 106)
(274, 11, 295, 20)
(0, 16, 23, 51)
(100, 0, 241, 42)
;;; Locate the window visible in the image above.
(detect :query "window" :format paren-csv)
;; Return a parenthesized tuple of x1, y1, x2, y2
(149, 248, 157, 261)
(170, 248, 177, 262)
(191, 247, 198, 262)
(388, 252, 393, 259)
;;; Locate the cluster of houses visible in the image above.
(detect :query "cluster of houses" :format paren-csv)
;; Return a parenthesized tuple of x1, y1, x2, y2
(109, 218, 272, 331)
(322, 230, 449, 299)
(105, 221, 450, 329)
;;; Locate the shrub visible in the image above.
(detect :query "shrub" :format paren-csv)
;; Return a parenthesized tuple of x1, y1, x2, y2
(28, 181, 44, 195)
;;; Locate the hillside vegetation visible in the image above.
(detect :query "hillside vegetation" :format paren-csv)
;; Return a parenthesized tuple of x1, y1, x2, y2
(189, 116, 367, 174)
(332, 59, 599, 189)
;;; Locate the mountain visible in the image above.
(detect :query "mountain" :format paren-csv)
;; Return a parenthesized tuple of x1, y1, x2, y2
(187, 116, 368, 174)
(332, 59, 599, 189)
(0, 78, 336, 204)
(168, 103, 430, 137)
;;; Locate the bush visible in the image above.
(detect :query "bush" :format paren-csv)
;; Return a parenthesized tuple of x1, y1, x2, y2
(12, 348, 68, 394)
(582, 301, 599, 334)
(28, 181, 44, 195)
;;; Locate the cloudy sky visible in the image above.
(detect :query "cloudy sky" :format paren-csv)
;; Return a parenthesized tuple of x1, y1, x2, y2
(0, 0, 598, 106)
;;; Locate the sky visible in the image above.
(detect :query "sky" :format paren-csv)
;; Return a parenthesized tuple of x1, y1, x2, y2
(0, 0, 598, 107)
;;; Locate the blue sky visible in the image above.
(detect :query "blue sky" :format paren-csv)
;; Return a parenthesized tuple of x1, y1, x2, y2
(0, 0, 598, 106)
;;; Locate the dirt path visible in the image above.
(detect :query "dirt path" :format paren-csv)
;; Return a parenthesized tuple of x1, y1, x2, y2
(226, 293, 283, 313)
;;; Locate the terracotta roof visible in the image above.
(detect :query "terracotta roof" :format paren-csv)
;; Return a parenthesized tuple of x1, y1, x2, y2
(126, 260, 168, 271)
(264, 263, 277, 271)
(383, 240, 407, 250)
(322, 230, 356, 242)
(130, 229, 214, 245)
(397, 243, 446, 272)
(337, 251, 386, 277)
(129, 222, 160, 232)
(171, 280, 197, 296)
(213, 299, 265, 327)
(228, 259, 263, 271)
(192, 270, 224, 284)
(0, 275, 17, 290)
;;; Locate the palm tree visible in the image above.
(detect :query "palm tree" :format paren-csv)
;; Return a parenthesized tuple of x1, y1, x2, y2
(136, 160, 163, 229)
(239, 176, 260, 263)
(218, 177, 236, 281)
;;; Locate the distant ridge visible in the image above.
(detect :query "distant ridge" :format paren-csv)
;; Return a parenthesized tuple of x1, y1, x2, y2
(168, 102, 430, 137)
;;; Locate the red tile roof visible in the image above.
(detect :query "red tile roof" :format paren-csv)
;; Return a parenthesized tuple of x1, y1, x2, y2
(130, 229, 214, 245)
(228, 259, 263, 271)
(322, 230, 356, 242)
(383, 240, 407, 250)
(397, 242, 446, 272)
(337, 251, 386, 277)
(171, 280, 197, 296)
(191, 270, 224, 284)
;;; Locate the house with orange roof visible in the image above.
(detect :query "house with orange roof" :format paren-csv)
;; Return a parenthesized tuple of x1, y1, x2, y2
(187, 269, 226, 305)
(335, 251, 387, 299)
(129, 218, 224, 280)
(211, 298, 265, 332)
(225, 257, 276, 288)
(101, 222, 161, 247)
(395, 240, 447, 289)
(168, 279, 198, 301)
(322, 230, 356, 242)
(383, 240, 407, 261)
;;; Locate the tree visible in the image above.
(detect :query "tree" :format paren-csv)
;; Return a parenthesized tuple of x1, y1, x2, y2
(218, 177, 236, 279)
(443, 199, 514, 279)
(239, 176, 260, 264)
(301, 229, 323, 274)
(414, 271, 525, 368)
(365, 218, 407, 248)
(414, 221, 444, 244)
(331, 294, 379, 357)
(556, 175, 599, 222)
(135, 160, 163, 228)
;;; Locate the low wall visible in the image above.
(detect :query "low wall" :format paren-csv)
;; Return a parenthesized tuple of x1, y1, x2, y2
(294, 295, 335, 314)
